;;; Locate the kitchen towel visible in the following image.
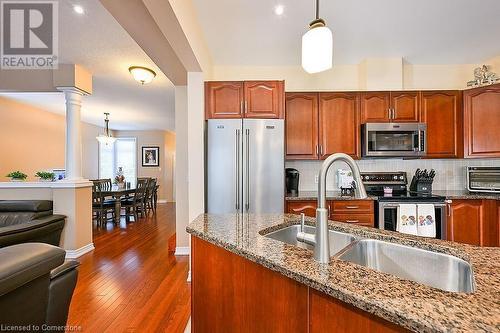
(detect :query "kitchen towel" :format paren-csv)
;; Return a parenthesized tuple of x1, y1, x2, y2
(417, 204, 436, 238)
(397, 204, 418, 235)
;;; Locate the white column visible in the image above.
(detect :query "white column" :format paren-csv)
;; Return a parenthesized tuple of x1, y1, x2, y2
(61, 88, 85, 181)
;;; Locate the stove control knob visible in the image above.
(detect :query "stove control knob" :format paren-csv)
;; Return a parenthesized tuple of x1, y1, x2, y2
(393, 175, 398, 180)
(400, 176, 404, 180)
(365, 176, 369, 180)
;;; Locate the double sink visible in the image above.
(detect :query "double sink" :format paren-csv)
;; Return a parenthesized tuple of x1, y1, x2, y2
(264, 224, 475, 293)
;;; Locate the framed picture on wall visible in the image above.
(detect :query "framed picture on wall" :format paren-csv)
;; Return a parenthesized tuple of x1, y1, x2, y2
(142, 146, 160, 167)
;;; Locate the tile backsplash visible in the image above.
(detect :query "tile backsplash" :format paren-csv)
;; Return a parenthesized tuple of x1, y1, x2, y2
(286, 158, 500, 191)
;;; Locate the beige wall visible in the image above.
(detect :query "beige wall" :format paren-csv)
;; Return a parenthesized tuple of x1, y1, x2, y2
(0, 96, 103, 181)
(0, 97, 176, 202)
(212, 56, 500, 91)
(0, 96, 65, 180)
(164, 131, 176, 202)
(114, 129, 176, 202)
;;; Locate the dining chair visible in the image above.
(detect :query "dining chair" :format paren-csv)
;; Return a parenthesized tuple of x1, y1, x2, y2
(92, 181, 116, 227)
(121, 178, 148, 222)
(145, 178, 157, 214)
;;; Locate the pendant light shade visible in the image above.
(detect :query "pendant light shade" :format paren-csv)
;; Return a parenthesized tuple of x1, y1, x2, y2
(96, 113, 116, 145)
(301, 0, 333, 74)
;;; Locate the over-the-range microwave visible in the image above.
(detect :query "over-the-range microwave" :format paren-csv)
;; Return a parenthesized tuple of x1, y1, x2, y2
(361, 123, 427, 158)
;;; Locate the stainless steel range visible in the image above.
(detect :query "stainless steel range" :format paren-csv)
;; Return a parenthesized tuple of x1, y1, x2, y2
(361, 172, 447, 239)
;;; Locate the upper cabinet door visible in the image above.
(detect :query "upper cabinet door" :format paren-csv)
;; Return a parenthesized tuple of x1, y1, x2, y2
(243, 81, 284, 119)
(390, 91, 420, 122)
(463, 84, 500, 158)
(319, 92, 360, 159)
(285, 93, 319, 160)
(205, 81, 244, 119)
(420, 91, 463, 158)
(360, 92, 391, 123)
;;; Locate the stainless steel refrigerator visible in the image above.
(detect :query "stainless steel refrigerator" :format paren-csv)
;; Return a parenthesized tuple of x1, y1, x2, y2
(207, 119, 284, 214)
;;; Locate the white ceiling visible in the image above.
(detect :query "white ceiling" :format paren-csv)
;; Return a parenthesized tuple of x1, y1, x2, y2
(192, 0, 500, 66)
(1, 0, 175, 131)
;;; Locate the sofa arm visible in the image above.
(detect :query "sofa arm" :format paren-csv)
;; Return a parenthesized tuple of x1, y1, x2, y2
(0, 215, 66, 236)
(0, 243, 65, 296)
(46, 260, 79, 328)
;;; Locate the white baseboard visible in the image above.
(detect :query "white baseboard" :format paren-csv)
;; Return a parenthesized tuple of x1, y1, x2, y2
(157, 199, 167, 204)
(175, 246, 190, 256)
(187, 270, 191, 282)
(65, 243, 95, 259)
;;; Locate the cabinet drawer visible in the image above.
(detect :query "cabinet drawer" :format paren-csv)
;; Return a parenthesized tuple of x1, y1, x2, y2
(332, 200, 373, 214)
(331, 214, 374, 227)
(286, 200, 317, 218)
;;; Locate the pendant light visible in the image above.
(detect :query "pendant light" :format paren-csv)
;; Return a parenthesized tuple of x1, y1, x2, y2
(302, 0, 333, 74)
(96, 113, 116, 145)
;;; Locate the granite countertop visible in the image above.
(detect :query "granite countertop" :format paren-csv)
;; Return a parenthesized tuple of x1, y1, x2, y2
(187, 214, 500, 333)
(286, 190, 500, 201)
(433, 190, 500, 200)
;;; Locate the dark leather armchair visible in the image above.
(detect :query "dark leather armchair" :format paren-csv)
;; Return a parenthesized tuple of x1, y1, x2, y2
(0, 243, 79, 330)
(0, 200, 65, 248)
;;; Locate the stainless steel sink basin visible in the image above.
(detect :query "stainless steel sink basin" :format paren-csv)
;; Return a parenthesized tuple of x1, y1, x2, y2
(336, 239, 475, 293)
(264, 225, 357, 256)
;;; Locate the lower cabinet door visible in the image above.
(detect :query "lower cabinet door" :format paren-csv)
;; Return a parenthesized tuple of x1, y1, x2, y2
(447, 199, 499, 247)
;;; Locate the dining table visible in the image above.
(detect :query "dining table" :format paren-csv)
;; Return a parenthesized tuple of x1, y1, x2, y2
(100, 185, 136, 224)
(100, 184, 160, 223)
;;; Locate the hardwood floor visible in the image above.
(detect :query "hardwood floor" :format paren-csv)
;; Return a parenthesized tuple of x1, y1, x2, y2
(67, 203, 191, 332)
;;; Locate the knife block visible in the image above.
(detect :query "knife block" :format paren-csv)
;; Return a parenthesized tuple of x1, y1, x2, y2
(409, 177, 433, 194)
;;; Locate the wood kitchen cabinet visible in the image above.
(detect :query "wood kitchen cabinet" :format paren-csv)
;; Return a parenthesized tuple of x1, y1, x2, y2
(360, 91, 419, 123)
(205, 80, 284, 119)
(286, 200, 318, 218)
(319, 92, 360, 159)
(285, 93, 319, 159)
(390, 91, 420, 122)
(420, 91, 463, 158)
(286, 199, 375, 227)
(192, 236, 408, 332)
(244, 81, 284, 119)
(205, 81, 244, 119)
(360, 92, 391, 123)
(463, 83, 500, 158)
(330, 200, 375, 227)
(285, 92, 360, 160)
(447, 199, 499, 247)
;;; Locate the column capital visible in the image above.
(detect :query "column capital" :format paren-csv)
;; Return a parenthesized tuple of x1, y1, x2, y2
(56, 86, 89, 96)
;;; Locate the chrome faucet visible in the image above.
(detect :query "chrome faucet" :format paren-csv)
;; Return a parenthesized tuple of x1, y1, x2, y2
(297, 153, 367, 263)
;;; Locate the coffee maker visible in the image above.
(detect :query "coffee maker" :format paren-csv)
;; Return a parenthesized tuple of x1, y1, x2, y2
(285, 168, 299, 196)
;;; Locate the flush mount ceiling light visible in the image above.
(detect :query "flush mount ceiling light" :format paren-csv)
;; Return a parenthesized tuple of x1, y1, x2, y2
(301, 0, 333, 74)
(274, 4, 285, 16)
(73, 5, 84, 14)
(96, 113, 116, 145)
(128, 66, 156, 85)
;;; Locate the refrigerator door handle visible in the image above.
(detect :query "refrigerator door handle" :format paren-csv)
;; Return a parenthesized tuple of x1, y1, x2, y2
(245, 128, 250, 211)
(235, 129, 240, 211)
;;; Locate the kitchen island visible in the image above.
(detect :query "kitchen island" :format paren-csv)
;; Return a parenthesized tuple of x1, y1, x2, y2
(187, 214, 500, 333)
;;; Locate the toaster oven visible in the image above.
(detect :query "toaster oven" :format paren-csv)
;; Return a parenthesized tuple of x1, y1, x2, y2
(467, 166, 500, 193)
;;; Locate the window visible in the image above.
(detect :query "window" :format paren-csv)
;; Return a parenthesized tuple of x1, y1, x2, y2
(99, 138, 137, 186)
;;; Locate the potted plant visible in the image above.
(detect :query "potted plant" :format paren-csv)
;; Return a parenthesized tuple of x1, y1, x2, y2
(35, 171, 55, 182)
(7, 171, 28, 182)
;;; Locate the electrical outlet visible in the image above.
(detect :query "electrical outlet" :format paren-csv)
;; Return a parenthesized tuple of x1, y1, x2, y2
(314, 175, 319, 184)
